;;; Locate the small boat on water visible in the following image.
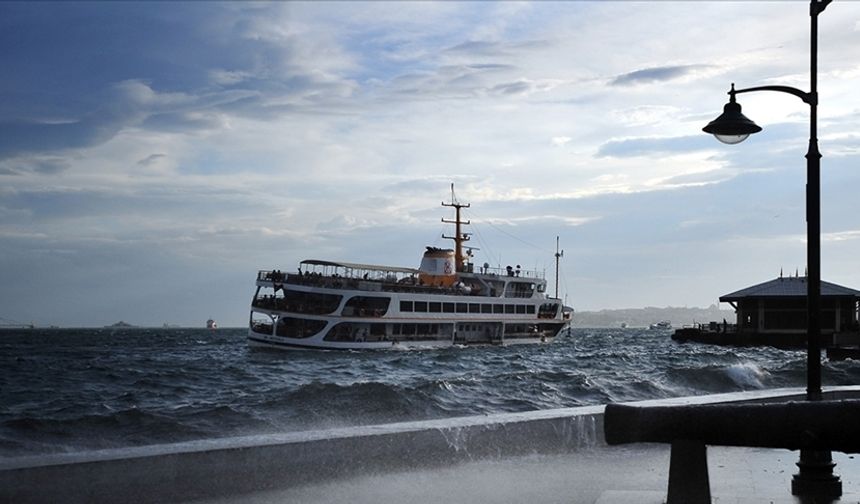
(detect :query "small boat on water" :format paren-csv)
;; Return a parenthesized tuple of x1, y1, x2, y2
(248, 188, 573, 350)
(649, 321, 672, 330)
(206, 319, 217, 330)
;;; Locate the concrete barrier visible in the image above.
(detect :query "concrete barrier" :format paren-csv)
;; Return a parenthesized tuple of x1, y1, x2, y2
(3, 386, 859, 503)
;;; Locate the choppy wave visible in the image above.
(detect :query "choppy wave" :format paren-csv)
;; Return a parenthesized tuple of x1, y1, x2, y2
(0, 327, 856, 457)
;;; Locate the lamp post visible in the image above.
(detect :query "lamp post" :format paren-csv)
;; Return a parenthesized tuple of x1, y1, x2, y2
(703, 0, 841, 497)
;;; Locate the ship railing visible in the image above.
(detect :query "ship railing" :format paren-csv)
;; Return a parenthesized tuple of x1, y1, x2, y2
(259, 267, 546, 285)
(258, 270, 288, 282)
(473, 265, 544, 280)
(258, 269, 496, 297)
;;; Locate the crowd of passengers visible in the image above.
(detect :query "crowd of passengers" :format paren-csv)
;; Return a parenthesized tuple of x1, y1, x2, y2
(253, 294, 390, 318)
(252, 294, 339, 315)
(264, 270, 288, 282)
(264, 268, 487, 296)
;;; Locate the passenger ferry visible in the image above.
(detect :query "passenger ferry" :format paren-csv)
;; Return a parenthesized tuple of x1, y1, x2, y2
(248, 190, 573, 350)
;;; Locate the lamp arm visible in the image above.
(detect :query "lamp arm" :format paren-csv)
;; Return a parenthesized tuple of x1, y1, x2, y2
(813, 0, 832, 16)
(731, 85, 815, 106)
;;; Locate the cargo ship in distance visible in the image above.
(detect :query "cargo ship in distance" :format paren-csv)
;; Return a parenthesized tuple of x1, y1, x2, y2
(248, 188, 573, 350)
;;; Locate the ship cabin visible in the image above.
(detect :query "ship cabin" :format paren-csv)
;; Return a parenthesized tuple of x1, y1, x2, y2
(719, 275, 860, 347)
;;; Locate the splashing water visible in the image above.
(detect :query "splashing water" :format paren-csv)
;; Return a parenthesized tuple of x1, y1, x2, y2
(0, 327, 854, 457)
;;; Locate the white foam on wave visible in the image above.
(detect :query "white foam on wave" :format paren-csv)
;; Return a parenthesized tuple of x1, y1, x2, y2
(725, 363, 768, 388)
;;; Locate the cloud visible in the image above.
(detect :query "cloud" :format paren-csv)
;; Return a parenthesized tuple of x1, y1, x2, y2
(0, 80, 158, 160)
(596, 135, 716, 158)
(659, 169, 736, 188)
(0, 157, 70, 176)
(446, 40, 504, 55)
(2, 1, 860, 324)
(611, 64, 715, 86)
(137, 154, 166, 167)
(823, 230, 860, 242)
(387, 63, 529, 98)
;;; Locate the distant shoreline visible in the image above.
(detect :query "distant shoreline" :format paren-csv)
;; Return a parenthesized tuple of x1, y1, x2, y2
(2, 305, 735, 331)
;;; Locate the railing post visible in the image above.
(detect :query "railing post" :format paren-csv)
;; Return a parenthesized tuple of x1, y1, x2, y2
(667, 440, 711, 504)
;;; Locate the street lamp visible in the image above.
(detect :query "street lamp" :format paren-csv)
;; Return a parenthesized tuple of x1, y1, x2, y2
(703, 0, 841, 498)
(702, 84, 761, 144)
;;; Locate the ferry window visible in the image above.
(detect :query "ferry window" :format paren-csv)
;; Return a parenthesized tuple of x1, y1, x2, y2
(283, 290, 342, 315)
(526, 305, 535, 314)
(469, 303, 480, 313)
(443, 303, 455, 313)
(403, 324, 416, 335)
(415, 301, 428, 312)
(516, 305, 526, 314)
(537, 284, 546, 293)
(400, 301, 413, 312)
(429, 302, 442, 313)
(456, 303, 467, 313)
(344, 296, 391, 317)
(458, 324, 464, 331)
(277, 317, 326, 338)
(505, 305, 515, 314)
(393, 324, 401, 335)
(481, 304, 492, 314)
(493, 304, 503, 314)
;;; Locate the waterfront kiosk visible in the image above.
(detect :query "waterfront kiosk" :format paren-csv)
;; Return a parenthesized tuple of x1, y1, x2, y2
(719, 275, 860, 347)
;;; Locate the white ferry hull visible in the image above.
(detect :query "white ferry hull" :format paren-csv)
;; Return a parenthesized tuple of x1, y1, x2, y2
(247, 329, 557, 351)
(247, 332, 467, 351)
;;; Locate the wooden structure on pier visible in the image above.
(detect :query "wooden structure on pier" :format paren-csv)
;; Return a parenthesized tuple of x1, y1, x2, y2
(674, 275, 860, 348)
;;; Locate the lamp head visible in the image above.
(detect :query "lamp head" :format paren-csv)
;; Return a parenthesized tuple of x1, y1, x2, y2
(703, 84, 762, 144)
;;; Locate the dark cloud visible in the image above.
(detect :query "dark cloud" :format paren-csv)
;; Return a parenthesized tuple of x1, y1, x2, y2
(492, 81, 533, 95)
(611, 65, 712, 87)
(0, 119, 118, 160)
(0, 157, 70, 176)
(447, 40, 501, 54)
(445, 39, 549, 57)
(0, 186, 263, 223)
(0, 3, 357, 161)
(596, 135, 715, 157)
(468, 63, 516, 71)
(137, 154, 166, 167)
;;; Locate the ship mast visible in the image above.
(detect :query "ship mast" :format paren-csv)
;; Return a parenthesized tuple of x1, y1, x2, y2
(441, 184, 470, 273)
(554, 236, 564, 299)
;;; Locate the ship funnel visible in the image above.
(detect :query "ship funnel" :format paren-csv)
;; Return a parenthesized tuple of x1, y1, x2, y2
(418, 247, 457, 287)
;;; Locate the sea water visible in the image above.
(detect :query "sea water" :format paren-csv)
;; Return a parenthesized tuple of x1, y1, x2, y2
(3, 327, 860, 458)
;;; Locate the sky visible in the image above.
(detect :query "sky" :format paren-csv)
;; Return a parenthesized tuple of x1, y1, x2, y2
(2, 1, 860, 328)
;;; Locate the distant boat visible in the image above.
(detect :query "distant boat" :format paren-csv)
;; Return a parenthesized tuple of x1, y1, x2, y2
(206, 319, 217, 330)
(649, 321, 672, 330)
(106, 321, 134, 328)
(620, 322, 628, 329)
